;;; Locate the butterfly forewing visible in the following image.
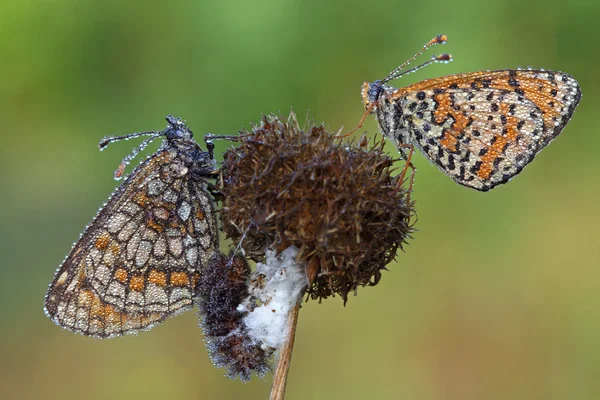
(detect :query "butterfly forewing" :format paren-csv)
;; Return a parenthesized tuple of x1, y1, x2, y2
(44, 119, 220, 338)
(371, 68, 581, 191)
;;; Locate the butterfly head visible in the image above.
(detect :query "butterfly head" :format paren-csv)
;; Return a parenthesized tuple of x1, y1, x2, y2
(99, 115, 210, 180)
(164, 115, 216, 166)
(165, 115, 193, 142)
(361, 34, 452, 114)
(361, 80, 385, 113)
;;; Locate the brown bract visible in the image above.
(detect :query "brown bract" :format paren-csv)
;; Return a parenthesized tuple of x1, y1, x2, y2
(218, 113, 415, 302)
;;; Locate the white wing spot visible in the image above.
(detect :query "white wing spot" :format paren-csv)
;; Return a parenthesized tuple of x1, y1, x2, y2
(178, 202, 192, 221)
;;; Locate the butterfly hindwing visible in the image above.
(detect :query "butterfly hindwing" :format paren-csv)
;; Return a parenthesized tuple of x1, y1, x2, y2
(373, 69, 581, 190)
(44, 120, 220, 338)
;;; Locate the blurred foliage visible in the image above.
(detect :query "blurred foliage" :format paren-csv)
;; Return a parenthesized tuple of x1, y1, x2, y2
(1, 0, 599, 399)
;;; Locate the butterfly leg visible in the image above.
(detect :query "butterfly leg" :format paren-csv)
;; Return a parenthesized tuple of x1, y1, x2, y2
(335, 102, 376, 138)
(395, 143, 416, 205)
(203, 133, 247, 143)
(207, 182, 226, 201)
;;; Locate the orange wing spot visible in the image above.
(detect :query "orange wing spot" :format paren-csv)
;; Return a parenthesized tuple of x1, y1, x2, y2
(114, 268, 128, 283)
(488, 77, 517, 92)
(78, 266, 87, 281)
(439, 132, 458, 152)
(498, 103, 521, 142)
(433, 92, 453, 124)
(95, 233, 110, 250)
(102, 304, 122, 324)
(442, 112, 471, 152)
(191, 272, 200, 288)
(89, 291, 105, 316)
(186, 217, 195, 234)
(154, 200, 176, 211)
(450, 112, 470, 132)
(109, 242, 121, 256)
(132, 191, 150, 207)
(146, 217, 165, 233)
(170, 271, 190, 287)
(477, 135, 509, 180)
(148, 270, 167, 286)
(129, 275, 145, 292)
(522, 87, 560, 125)
(195, 209, 205, 220)
(431, 92, 469, 153)
(486, 137, 507, 163)
(139, 314, 154, 326)
(78, 290, 94, 307)
(477, 163, 493, 180)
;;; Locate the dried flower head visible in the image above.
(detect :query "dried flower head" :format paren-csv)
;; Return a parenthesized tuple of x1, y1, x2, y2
(218, 113, 415, 302)
(196, 252, 273, 381)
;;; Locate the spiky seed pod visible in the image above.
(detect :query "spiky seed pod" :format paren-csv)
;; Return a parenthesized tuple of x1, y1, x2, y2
(218, 113, 416, 302)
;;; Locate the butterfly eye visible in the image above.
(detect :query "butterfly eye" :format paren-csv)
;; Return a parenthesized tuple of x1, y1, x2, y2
(368, 80, 383, 102)
(165, 114, 179, 126)
(168, 128, 192, 140)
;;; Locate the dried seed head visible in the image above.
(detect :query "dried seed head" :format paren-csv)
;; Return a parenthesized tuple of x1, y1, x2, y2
(218, 113, 415, 302)
(196, 252, 273, 381)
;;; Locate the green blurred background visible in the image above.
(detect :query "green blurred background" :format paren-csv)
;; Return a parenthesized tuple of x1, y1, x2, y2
(1, 0, 599, 399)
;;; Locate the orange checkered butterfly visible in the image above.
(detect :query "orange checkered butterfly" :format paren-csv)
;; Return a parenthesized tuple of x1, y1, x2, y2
(356, 35, 581, 191)
(44, 116, 220, 338)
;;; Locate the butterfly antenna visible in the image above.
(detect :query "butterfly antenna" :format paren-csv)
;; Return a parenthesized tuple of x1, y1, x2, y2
(98, 130, 160, 150)
(99, 128, 165, 180)
(385, 53, 453, 82)
(111, 133, 164, 180)
(381, 34, 448, 84)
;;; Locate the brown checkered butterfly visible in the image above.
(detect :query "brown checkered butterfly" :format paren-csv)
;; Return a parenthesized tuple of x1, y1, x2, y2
(44, 115, 220, 338)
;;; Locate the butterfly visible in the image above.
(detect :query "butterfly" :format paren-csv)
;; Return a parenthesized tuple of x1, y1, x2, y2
(44, 115, 221, 338)
(356, 35, 581, 191)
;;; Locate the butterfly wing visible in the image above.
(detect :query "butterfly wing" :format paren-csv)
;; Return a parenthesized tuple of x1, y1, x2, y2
(382, 69, 581, 191)
(44, 149, 219, 337)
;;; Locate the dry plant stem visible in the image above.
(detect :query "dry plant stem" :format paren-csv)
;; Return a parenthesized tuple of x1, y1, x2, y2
(269, 302, 301, 400)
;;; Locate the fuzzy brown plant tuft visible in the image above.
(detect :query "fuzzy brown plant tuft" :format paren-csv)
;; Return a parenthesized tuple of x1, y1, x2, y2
(196, 252, 273, 381)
